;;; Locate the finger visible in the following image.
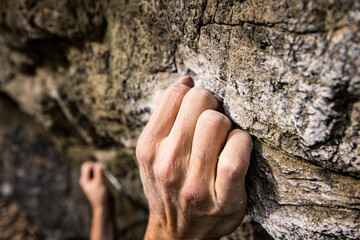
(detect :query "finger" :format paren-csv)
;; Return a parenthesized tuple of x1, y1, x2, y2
(143, 76, 194, 139)
(136, 77, 194, 167)
(93, 163, 104, 182)
(187, 110, 232, 189)
(167, 88, 219, 160)
(156, 76, 195, 105)
(215, 129, 252, 205)
(80, 162, 94, 183)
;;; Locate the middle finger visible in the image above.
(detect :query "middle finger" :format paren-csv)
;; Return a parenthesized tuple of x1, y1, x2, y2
(167, 87, 219, 162)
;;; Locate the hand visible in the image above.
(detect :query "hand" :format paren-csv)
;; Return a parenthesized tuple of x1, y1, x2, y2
(79, 162, 115, 240)
(79, 162, 111, 210)
(136, 76, 253, 240)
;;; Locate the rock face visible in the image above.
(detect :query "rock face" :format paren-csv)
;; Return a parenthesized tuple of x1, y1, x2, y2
(0, 0, 359, 239)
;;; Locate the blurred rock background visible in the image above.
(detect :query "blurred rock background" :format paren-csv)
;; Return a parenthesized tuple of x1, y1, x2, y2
(0, 0, 359, 239)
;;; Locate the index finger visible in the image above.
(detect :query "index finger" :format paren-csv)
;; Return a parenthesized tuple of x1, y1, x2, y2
(137, 77, 194, 165)
(142, 76, 194, 140)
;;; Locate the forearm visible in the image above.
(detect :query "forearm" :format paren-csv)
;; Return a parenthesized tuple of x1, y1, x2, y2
(90, 207, 115, 240)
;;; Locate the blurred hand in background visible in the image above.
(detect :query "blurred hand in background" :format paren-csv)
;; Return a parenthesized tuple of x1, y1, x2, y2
(79, 161, 115, 240)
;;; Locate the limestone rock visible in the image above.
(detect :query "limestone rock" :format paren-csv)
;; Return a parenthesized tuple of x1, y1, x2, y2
(0, 0, 359, 239)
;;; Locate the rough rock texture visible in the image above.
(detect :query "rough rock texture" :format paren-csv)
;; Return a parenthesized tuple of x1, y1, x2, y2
(0, 0, 359, 239)
(0, 94, 149, 239)
(0, 196, 45, 240)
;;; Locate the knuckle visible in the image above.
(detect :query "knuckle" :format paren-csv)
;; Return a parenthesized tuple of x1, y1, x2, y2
(219, 158, 246, 180)
(154, 150, 178, 183)
(230, 129, 253, 149)
(185, 88, 217, 107)
(136, 131, 155, 164)
(169, 82, 191, 96)
(181, 183, 202, 203)
(154, 163, 172, 184)
(199, 110, 231, 129)
(154, 164, 170, 182)
(135, 144, 151, 164)
(156, 83, 190, 108)
(220, 165, 241, 181)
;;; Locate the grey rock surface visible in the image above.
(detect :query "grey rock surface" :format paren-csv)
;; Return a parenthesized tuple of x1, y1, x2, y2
(0, 0, 359, 239)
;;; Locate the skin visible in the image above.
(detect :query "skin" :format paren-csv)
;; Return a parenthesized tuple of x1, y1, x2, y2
(137, 76, 253, 240)
(79, 162, 115, 240)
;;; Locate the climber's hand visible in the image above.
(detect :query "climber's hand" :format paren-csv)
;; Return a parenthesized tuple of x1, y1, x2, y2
(79, 162, 111, 210)
(136, 76, 253, 240)
(80, 162, 116, 240)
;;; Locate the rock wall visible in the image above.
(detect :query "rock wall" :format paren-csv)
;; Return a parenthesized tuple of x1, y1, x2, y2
(0, 0, 359, 239)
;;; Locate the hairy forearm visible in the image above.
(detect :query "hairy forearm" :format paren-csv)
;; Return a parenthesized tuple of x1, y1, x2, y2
(90, 207, 115, 240)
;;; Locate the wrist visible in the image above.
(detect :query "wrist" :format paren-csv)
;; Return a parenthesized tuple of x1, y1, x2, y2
(145, 214, 177, 240)
(145, 214, 221, 240)
(91, 197, 114, 215)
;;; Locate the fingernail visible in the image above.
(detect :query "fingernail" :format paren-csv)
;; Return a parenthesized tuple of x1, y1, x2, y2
(178, 76, 194, 88)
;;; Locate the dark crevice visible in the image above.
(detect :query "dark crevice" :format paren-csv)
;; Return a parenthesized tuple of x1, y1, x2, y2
(260, 136, 360, 181)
